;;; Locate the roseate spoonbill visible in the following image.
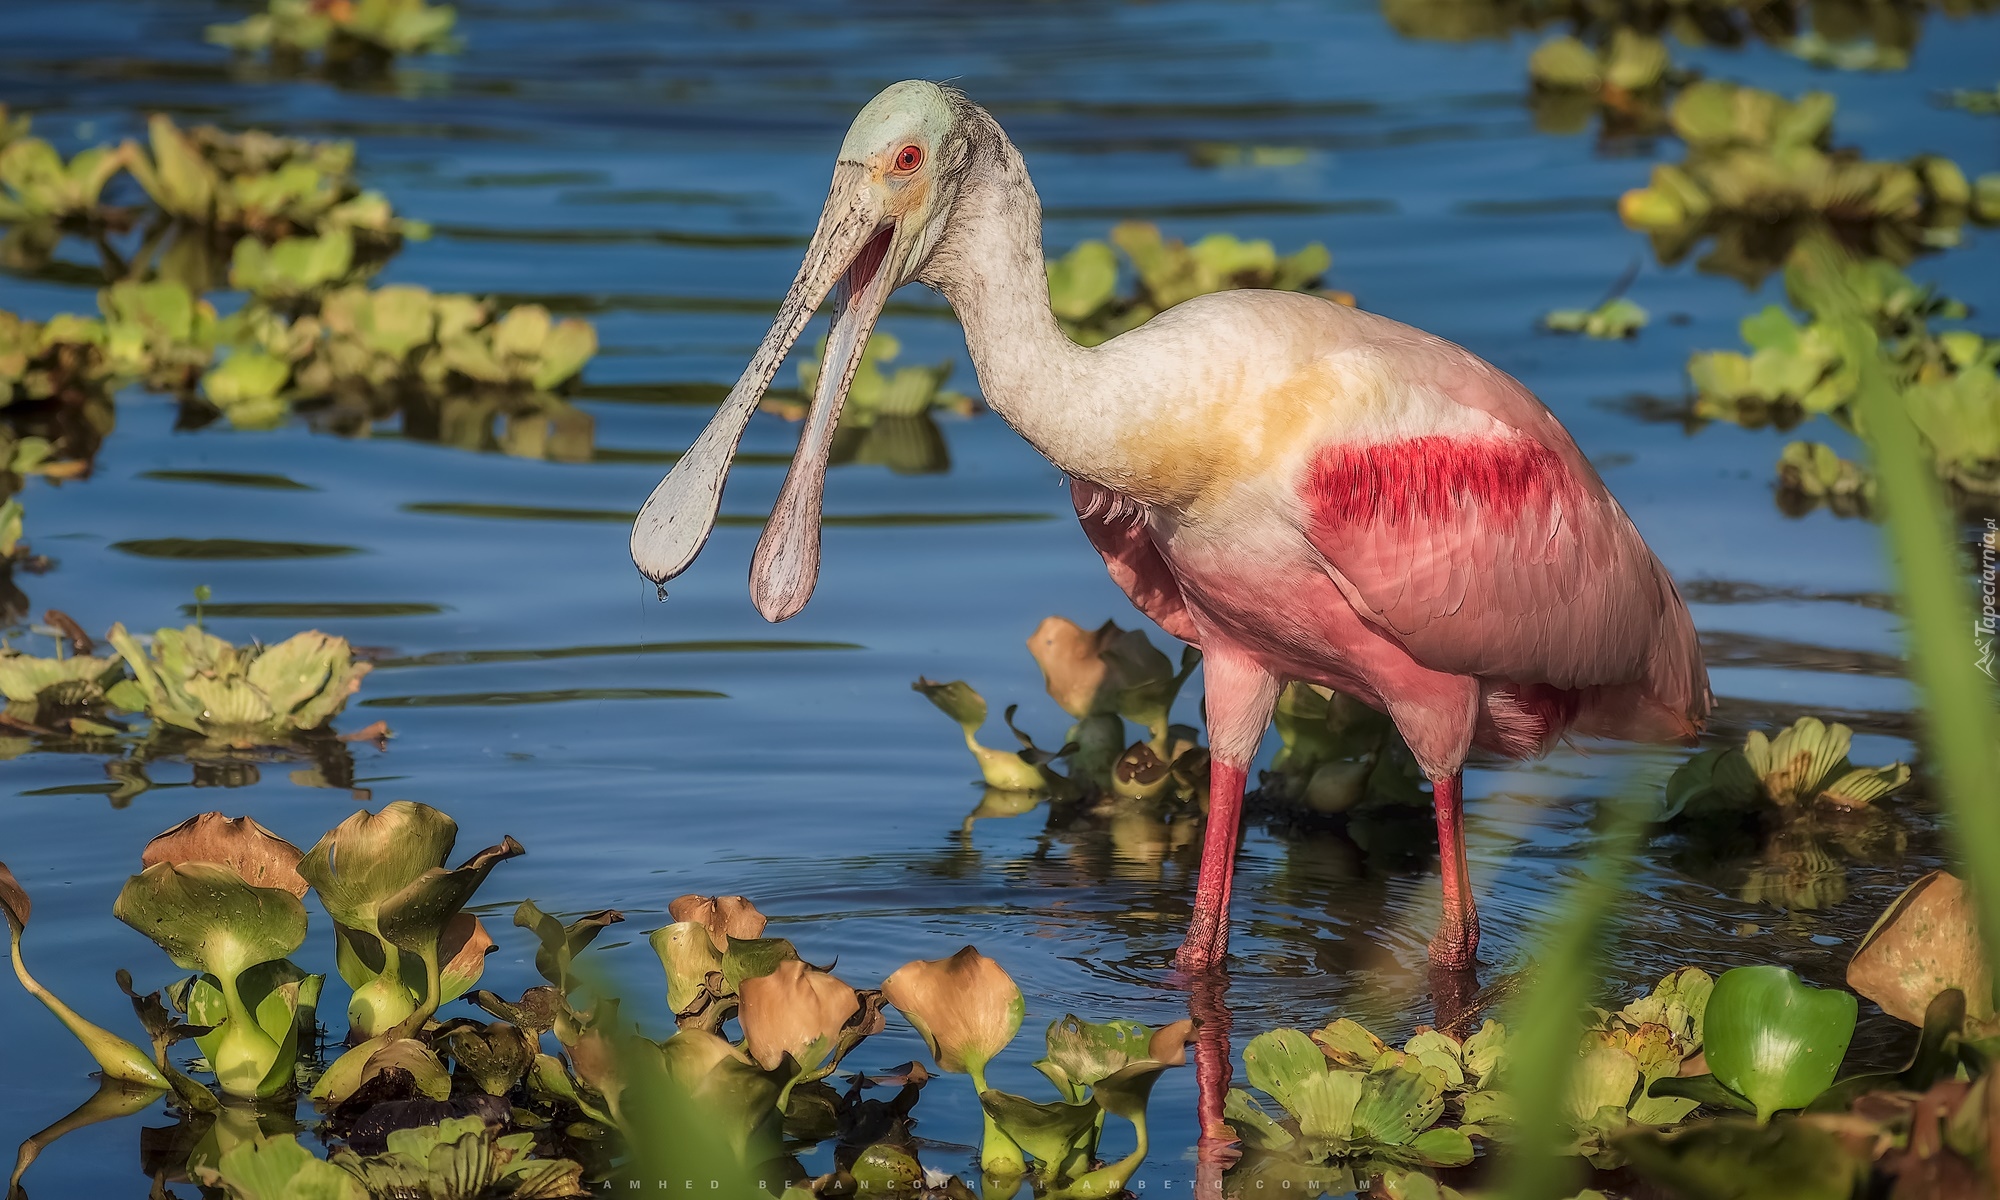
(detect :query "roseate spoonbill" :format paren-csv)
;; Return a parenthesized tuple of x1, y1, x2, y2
(630, 81, 1711, 976)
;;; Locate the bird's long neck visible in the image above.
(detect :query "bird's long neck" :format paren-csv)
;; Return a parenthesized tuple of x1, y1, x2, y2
(924, 129, 1101, 476)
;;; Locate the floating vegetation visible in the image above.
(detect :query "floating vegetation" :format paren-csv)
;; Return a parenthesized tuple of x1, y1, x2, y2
(1619, 81, 1992, 282)
(769, 332, 965, 474)
(0, 133, 132, 228)
(1259, 682, 1425, 814)
(205, 286, 598, 430)
(1046, 222, 1347, 347)
(1527, 30, 1679, 135)
(1774, 439, 1874, 517)
(1948, 81, 2000, 113)
(1666, 715, 1910, 814)
(104, 623, 371, 746)
(1543, 296, 1650, 338)
(919, 615, 1209, 804)
(125, 115, 424, 246)
(1686, 250, 2000, 499)
(207, 0, 460, 61)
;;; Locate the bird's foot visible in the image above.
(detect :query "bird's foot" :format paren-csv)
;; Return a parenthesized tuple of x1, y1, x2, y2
(1174, 908, 1229, 974)
(1427, 913, 1480, 973)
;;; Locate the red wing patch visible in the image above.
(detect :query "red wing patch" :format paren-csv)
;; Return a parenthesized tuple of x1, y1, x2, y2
(1305, 434, 1576, 529)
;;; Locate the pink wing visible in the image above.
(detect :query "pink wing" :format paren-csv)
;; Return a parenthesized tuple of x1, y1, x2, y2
(1299, 342, 1709, 742)
(1071, 479, 1201, 646)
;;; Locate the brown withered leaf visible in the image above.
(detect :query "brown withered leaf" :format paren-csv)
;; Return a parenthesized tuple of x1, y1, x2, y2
(0, 861, 29, 934)
(1026, 616, 1117, 719)
(1849, 871, 1993, 1026)
(139, 813, 309, 897)
(881, 946, 1023, 1074)
(668, 894, 767, 951)
(738, 959, 861, 1072)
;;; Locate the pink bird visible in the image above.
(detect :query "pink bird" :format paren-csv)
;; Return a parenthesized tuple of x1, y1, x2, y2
(631, 82, 1712, 980)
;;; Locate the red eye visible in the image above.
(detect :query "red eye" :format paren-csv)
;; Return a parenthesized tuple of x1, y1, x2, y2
(893, 144, 923, 173)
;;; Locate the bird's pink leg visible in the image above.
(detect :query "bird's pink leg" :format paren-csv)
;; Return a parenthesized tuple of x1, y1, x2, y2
(1428, 771, 1480, 971)
(1177, 757, 1246, 974)
(1175, 645, 1279, 974)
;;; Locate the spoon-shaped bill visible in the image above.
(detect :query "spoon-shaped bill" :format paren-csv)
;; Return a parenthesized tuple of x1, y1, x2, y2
(629, 161, 887, 587)
(748, 222, 897, 622)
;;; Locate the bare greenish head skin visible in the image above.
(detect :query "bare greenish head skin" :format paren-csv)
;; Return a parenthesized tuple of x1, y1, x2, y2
(629, 80, 980, 620)
(838, 80, 959, 165)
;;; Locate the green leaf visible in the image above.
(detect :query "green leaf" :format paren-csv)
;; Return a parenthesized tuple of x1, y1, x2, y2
(1243, 1028, 1362, 1141)
(979, 1089, 1100, 1177)
(205, 1132, 367, 1200)
(1701, 966, 1855, 1122)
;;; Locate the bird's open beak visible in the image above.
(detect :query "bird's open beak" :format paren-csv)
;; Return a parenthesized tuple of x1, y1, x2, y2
(629, 160, 898, 621)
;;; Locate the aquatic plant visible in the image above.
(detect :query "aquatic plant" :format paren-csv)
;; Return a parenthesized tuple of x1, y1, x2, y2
(1775, 440, 1875, 516)
(913, 677, 1049, 792)
(1527, 30, 1677, 134)
(1226, 1026, 1477, 1168)
(1619, 81, 1984, 282)
(125, 115, 424, 243)
(1047, 222, 1344, 346)
(1542, 296, 1649, 338)
(104, 623, 371, 745)
(330, 1115, 584, 1198)
(1846, 870, 1994, 1026)
(299, 801, 514, 1047)
(1666, 715, 1911, 814)
(1947, 82, 2000, 113)
(0, 132, 131, 226)
(0, 862, 168, 1089)
(115, 815, 322, 1100)
(979, 1013, 1192, 1191)
(1261, 681, 1425, 814)
(882, 947, 1028, 1173)
(0, 310, 115, 407)
(1686, 252, 2000, 499)
(787, 330, 972, 421)
(208, 0, 460, 60)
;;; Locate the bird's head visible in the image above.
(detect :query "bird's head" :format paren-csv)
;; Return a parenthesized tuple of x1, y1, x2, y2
(629, 80, 980, 620)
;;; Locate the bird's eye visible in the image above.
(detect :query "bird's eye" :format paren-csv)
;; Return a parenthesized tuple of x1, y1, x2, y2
(893, 144, 923, 173)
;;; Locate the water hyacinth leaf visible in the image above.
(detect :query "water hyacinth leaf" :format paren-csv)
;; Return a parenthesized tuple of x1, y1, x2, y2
(1243, 1028, 1363, 1141)
(977, 1089, 1100, 1178)
(1045, 240, 1118, 323)
(650, 921, 724, 1014)
(140, 813, 309, 896)
(114, 863, 306, 985)
(0, 862, 168, 1089)
(666, 894, 767, 951)
(912, 677, 1045, 792)
(718, 936, 802, 993)
(1619, 1116, 1868, 1200)
(882, 946, 1024, 1077)
(1702, 965, 1856, 1121)
(1034, 1013, 1157, 1100)
(883, 946, 1026, 1174)
(435, 1019, 536, 1096)
(1025, 616, 1122, 719)
(657, 1027, 789, 1158)
(299, 802, 459, 931)
(849, 1143, 925, 1190)
(515, 899, 623, 994)
(203, 1132, 367, 1200)
(737, 959, 861, 1075)
(1847, 870, 1994, 1025)
(375, 838, 525, 955)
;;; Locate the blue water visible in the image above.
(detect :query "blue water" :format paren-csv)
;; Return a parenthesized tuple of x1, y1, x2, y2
(2, 0, 1996, 1192)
